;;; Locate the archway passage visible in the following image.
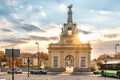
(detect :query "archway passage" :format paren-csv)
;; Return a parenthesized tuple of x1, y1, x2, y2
(65, 55, 74, 72)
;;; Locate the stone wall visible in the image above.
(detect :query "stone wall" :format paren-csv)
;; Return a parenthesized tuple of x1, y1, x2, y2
(47, 67, 65, 72)
(74, 67, 91, 72)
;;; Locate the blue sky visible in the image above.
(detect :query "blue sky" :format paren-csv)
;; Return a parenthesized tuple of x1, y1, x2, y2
(0, 0, 120, 59)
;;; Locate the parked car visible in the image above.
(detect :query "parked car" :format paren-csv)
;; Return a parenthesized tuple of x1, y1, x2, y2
(93, 69, 100, 74)
(30, 68, 47, 74)
(7, 68, 22, 74)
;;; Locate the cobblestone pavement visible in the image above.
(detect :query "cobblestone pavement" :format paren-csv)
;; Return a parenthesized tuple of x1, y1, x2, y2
(0, 72, 119, 80)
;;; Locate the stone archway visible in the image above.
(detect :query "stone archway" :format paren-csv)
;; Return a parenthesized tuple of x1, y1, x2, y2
(65, 55, 74, 72)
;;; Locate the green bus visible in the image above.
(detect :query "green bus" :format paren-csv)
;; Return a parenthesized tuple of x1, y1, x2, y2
(100, 60, 120, 79)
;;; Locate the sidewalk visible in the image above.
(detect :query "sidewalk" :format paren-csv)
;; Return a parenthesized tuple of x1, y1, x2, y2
(47, 71, 93, 75)
(0, 72, 6, 76)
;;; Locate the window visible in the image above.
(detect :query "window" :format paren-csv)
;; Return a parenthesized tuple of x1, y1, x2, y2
(68, 30, 72, 35)
(81, 57, 86, 67)
(53, 56, 58, 67)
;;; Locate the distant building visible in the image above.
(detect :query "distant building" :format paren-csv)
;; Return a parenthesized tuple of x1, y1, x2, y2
(48, 5, 92, 72)
(20, 53, 47, 67)
(21, 53, 35, 66)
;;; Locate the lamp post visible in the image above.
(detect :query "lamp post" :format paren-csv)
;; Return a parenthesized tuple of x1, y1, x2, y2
(35, 42, 40, 68)
(115, 44, 119, 54)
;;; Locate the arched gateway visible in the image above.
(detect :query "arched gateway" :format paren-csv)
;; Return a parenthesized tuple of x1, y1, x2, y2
(48, 5, 91, 72)
(65, 55, 74, 72)
(65, 55, 74, 67)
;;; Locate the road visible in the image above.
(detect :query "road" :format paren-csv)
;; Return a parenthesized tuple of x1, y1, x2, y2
(0, 72, 119, 80)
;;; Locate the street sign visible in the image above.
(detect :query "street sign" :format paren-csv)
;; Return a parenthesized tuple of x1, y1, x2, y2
(5, 49, 20, 57)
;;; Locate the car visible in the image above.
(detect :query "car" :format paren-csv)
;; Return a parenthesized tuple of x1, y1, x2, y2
(93, 69, 99, 74)
(30, 68, 47, 74)
(7, 68, 22, 74)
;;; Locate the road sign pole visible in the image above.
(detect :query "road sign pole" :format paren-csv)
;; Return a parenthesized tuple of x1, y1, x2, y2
(12, 48, 14, 80)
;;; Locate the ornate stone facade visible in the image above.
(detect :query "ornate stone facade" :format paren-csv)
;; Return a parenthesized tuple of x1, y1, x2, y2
(48, 5, 91, 72)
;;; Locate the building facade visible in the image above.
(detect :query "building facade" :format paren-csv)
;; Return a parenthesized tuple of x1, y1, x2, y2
(48, 5, 92, 72)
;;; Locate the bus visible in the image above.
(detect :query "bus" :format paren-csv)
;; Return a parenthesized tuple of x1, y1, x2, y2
(100, 60, 120, 79)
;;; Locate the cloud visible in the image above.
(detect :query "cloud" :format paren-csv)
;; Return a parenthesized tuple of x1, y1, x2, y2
(27, 4, 33, 11)
(90, 10, 113, 15)
(1, 29, 12, 32)
(1, 37, 28, 44)
(59, 4, 67, 12)
(98, 27, 120, 41)
(29, 35, 59, 41)
(99, 10, 113, 15)
(0, 17, 12, 28)
(5, 0, 19, 6)
(10, 13, 25, 20)
(38, 11, 46, 17)
(101, 33, 120, 41)
(77, 24, 95, 34)
(1, 44, 17, 48)
(79, 29, 92, 34)
(21, 24, 45, 32)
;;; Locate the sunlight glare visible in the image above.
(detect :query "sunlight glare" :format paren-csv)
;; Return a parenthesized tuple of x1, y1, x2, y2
(78, 33, 100, 43)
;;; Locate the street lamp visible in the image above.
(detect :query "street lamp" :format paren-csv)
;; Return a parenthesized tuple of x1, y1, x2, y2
(115, 44, 119, 54)
(35, 42, 40, 68)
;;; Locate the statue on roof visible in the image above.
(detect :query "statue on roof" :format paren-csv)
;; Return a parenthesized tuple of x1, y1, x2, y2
(67, 4, 73, 23)
(67, 4, 73, 9)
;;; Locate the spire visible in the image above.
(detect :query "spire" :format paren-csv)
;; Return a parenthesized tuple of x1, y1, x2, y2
(67, 4, 73, 23)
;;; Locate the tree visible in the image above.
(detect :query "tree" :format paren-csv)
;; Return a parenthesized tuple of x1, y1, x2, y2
(96, 54, 112, 69)
(0, 51, 4, 59)
(97, 54, 112, 61)
(113, 53, 120, 59)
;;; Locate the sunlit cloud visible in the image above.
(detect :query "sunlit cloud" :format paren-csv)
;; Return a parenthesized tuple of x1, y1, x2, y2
(78, 32, 100, 43)
(59, 4, 67, 12)
(100, 28, 120, 41)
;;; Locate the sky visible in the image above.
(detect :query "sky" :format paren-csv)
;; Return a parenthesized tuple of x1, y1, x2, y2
(0, 0, 120, 60)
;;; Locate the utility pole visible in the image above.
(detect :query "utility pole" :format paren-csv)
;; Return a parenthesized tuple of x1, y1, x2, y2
(36, 42, 40, 68)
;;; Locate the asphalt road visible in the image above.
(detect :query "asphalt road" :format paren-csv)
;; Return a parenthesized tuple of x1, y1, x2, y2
(0, 72, 119, 80)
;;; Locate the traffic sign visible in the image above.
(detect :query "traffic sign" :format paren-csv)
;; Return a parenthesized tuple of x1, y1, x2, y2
(5, 49, 20, 57)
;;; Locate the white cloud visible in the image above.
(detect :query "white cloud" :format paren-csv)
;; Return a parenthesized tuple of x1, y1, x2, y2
(90, 10, 113, 15)
(39, 23, 62, 37)
(10, 13, 24, 20)
(99, 10, 113, 15)
(38, 11, 46, 17)
(77, 24, 95, 32)
(5, 0, 18, 6)
(0, 18, 12, 28)
(59, 4, 67, 12)
(5, 0, 22, 8)
(27, 4, 33, 11)
(21, 21, 41, 27)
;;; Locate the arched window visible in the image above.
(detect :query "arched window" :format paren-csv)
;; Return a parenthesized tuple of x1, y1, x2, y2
(68, 30, 72, 35)
(65, 55, 74, 67)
